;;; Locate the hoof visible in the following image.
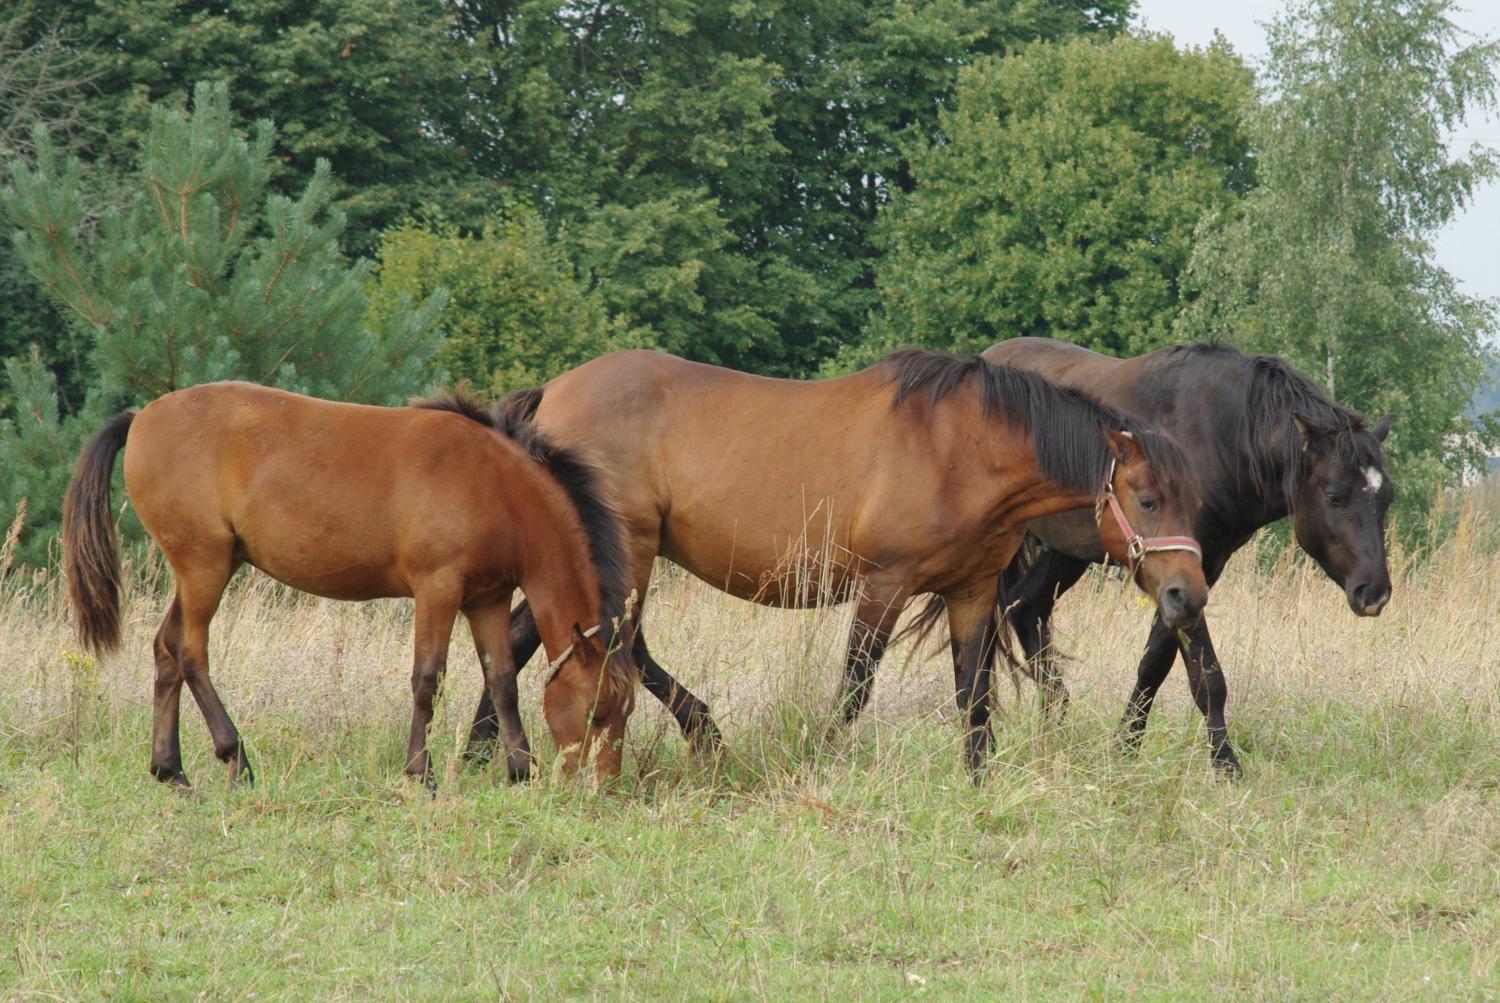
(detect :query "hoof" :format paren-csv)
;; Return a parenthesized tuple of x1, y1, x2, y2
(963, 728, 992, 778)
(1212, 748, 1243, 779)
(465, 719, 501, 763)
(153, 765, 191, 788)
(686, 716, 727, 759)
(228, 759, 255, 789)
(505, 753, 533, 784)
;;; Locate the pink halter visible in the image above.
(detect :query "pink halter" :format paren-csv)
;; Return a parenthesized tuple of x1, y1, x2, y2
(1095, 454, 1202, 567)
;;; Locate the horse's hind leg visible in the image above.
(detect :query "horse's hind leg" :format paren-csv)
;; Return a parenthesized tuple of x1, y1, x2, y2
(149, 599, 189, 786)
(636, 629, 722, 756)
(173, 556, 254, 787)
(406, 586, 460, 788)
(834, 594, 904, 725)
(464, 600, 531, 782)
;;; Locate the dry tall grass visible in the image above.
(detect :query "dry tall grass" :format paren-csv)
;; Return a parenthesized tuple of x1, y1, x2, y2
(2, 498, 1496, 780)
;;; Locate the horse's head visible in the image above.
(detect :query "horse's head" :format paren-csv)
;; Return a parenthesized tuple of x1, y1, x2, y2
(1289, 414, 1393, 616)
(542, 623, 637, 780)
(1098, 429, 1207, 630)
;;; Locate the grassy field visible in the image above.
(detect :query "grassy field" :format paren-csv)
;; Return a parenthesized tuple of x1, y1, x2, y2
(1, 515, 1498, 1000)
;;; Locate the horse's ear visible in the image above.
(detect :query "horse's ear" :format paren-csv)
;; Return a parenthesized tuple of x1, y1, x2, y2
(1372, 414, 1392, 442)
(1292, 412, 1315, 452)
(1103, 428, 1142, 464)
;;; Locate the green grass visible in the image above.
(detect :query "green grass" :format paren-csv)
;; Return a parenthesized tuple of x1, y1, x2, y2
(2, 536, 1498, 999)
(2, 693, 1496, 1000)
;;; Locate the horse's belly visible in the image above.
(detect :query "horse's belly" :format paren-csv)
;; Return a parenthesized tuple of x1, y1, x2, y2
(231, 504, 407, 600)
(661, 515, 862, 608)
(239, 547, 408, 601)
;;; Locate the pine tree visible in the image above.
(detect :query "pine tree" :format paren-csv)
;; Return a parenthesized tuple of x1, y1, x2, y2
(0, 81, 445, 565)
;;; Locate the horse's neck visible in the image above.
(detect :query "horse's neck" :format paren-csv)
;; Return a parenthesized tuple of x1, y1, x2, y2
(972, 424, 1095, 525)
(518, 516, 603, 661)
(1204, 416, 1296, 533)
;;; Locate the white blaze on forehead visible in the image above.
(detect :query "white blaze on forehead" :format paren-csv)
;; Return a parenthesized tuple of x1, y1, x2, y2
(1363, 466, 1384, 493)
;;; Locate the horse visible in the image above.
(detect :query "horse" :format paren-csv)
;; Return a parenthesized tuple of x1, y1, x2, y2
(62, 382, 637, 788)
(466, 348, 1208, 773)
(981, 338, 1394, 771)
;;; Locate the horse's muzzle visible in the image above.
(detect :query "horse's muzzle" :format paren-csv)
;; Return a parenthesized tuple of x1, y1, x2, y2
(1347, 576, 1391, 617)
(1158, 578, 1206, 630)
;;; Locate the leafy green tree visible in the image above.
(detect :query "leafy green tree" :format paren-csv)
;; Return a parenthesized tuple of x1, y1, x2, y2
(859, 34, 1253, 368)
(449, 0, 1128, 374)
(370, 208, 612, 394)
(4, 0, 1128, 378)
(1178, 0, 1498, 514)
(6, 0, 492, 254)
(0, 81, 445, 565)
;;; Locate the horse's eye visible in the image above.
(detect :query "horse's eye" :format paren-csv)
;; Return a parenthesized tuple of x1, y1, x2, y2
(1326, 492, 1346, 508)
(1139, 497, 1158, 513)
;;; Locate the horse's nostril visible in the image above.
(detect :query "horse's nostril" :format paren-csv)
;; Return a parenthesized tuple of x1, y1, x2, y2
(1348, 579, 1390, 616)
(1163, 585, 1186, 610)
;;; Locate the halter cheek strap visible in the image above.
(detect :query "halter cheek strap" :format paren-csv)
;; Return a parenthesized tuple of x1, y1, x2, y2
(547, 623, 603, 673)
(1095, 457, 1203, 567)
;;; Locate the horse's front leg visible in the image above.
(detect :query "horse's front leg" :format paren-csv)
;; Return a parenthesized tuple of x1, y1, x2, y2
(1177, 619, 1240, 774)
(465, 599, 543, 763)
(944, 584, 1004, 777)
(1119, 616, 1180, 749)
(635, 630, 724, 757)
(464, 599, 531, 782)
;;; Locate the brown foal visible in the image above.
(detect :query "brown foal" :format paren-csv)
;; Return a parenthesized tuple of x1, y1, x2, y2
(62, 382, 636, 787)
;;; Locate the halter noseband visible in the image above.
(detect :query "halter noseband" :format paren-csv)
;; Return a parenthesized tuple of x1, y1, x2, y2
(1095, 454, 1202, 567)
(546, 623, 603, 672)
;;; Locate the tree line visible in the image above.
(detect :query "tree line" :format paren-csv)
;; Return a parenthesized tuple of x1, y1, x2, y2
(1, 0, 1495, 565)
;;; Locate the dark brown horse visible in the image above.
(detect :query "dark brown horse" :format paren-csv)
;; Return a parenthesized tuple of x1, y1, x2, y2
(468, 349, 1208, 772)
(982, 338, 1394, 771)
(62, 382, 636, 787)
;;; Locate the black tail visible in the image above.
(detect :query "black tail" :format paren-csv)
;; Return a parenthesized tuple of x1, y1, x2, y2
(62, 411, 135, 654)
(892, 592, 1033, 691)
(891, 593, 948, 649)
(893, 535, 1048, 652)
(499, 386, 544, 438)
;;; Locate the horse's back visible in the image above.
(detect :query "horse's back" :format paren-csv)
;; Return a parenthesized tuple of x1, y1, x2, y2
(981, 337, 1137, 389)
(532, 350, 937, 601)
(123, 382, 521, 599)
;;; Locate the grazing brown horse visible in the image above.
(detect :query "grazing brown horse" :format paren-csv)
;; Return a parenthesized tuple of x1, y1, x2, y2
(62, 382, 636, 788)
(468, 349, 1208, 772)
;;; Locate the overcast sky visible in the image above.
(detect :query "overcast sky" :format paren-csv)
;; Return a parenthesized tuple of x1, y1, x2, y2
(1132, 0, 1500, 306)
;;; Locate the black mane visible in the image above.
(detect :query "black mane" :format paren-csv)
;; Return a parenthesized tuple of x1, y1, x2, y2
(1158, 344, 1385, 504)
(413, 389, 633, 653)
(882, 348, 1193, 504)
